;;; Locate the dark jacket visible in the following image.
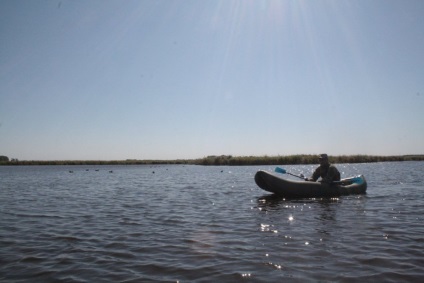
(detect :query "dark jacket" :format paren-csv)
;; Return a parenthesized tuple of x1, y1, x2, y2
(311, 164, 341, 183)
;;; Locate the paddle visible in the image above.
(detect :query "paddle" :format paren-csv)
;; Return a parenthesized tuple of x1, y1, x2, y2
(275, 167, 307, 180)
(332, 176, 363, 184)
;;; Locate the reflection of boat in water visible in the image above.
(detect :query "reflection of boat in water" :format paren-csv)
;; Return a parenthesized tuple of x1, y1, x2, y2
(255, 170, 367, 198)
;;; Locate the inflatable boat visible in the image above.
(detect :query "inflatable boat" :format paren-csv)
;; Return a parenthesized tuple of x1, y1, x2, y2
(255, 170, 367, 198)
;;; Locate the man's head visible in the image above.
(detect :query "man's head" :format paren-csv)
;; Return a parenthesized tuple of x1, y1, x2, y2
(318, 153, 329, 165)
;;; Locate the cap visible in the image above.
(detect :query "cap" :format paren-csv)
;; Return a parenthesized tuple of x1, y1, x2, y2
(318, 153, 328, 159)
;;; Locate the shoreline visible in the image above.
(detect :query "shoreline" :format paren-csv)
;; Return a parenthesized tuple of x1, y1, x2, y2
(1, 154, 424, 166)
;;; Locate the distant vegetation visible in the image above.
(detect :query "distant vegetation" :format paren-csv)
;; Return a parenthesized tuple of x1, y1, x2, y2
(0, 158, 193, 166)
(1, 154, 424, 166)
(0, 155, 9, 162)
(193, 154, 424, 165)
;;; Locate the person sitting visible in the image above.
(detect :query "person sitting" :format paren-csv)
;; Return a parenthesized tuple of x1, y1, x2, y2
(306, 154, 340, 183)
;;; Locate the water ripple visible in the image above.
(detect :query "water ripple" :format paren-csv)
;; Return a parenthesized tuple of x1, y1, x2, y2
(1, 163, 424, 282)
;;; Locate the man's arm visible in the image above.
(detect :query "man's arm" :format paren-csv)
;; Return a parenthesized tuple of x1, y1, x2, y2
(307, 167, 320, 182)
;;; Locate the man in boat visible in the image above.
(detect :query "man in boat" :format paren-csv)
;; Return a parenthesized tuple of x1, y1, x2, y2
(306, 154, 341, 183)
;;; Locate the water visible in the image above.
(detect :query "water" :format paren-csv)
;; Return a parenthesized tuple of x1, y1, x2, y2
(1, 162, 423, 282)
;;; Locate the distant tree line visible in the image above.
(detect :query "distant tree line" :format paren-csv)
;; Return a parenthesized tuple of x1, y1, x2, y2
(0, 155, 9, 162)
(194, 154, 424, 165)
(1, 154, 424, 166)
(0, 158, 193, 166)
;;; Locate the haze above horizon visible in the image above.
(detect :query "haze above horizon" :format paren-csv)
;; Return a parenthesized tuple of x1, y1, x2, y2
(1, 0, 423, 161)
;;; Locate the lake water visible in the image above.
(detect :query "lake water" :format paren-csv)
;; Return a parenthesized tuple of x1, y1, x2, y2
(1, 162, 423, 282)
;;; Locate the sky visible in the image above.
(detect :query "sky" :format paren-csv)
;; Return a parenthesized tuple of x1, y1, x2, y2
(1, 0, 423, 161)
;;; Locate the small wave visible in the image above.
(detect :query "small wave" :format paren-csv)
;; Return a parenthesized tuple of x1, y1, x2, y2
(53, 235, 81, 242)
(19, 255, 45, 263)
(1, 211, 65, 219)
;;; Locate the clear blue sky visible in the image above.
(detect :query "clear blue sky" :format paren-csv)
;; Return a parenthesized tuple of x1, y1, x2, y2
(1, 0, 423, 160)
